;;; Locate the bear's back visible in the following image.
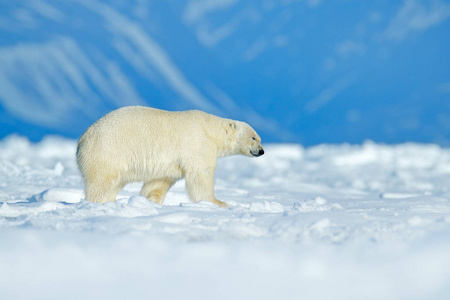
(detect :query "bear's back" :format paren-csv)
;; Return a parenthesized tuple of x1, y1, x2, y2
(77, 107, 217, 165)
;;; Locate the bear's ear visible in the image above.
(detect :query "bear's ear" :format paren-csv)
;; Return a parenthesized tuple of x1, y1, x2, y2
(229, 123, 236, 130)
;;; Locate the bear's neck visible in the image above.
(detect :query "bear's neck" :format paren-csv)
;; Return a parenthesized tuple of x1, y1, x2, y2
(217, 140, 238, 157)
(205, 116, 239, 157)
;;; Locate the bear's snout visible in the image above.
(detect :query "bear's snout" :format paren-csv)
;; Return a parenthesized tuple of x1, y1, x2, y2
(251, 148, 265, 157)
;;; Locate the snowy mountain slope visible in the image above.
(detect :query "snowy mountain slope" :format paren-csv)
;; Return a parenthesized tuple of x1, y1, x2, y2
(1, 1, 450, 144)
(1, 136, 450, 299)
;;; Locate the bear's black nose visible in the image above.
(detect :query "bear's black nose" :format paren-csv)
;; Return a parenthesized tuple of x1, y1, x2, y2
(259, 149, 264, 156)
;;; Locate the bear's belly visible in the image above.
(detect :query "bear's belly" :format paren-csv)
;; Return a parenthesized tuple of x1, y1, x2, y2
(122, 159, 184, 183)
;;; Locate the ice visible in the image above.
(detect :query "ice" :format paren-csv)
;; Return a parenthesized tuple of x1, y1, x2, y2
(1, 136, 450, 299)
(32, 188, 83, 203)
(0, 201, 65, 218)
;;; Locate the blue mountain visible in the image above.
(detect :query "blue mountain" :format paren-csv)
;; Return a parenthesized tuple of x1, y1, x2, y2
(1, 0, 450, 145)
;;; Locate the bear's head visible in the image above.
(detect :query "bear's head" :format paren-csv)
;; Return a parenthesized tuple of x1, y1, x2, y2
(234, 122, 264, 157)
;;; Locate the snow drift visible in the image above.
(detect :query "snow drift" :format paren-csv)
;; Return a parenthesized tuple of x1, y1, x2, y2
(1, 135, 450, 299)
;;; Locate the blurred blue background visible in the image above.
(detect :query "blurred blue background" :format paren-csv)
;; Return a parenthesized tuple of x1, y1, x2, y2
(1, 0, 449, 145)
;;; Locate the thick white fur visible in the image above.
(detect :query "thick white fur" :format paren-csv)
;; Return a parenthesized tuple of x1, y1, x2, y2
(76, 106, 264, 207)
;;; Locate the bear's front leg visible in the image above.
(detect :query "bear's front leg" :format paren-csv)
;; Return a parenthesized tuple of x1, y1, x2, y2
(185, 166, 228, 208)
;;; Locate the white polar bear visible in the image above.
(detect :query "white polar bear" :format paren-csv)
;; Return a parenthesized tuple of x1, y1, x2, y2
(76, 106, 264, 207)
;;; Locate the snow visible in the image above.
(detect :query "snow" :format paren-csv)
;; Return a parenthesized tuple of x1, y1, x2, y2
(0, 37, 144, 127)
(89, 1, 219, 112)
(383, 0, 450, 41)
(1, 135, 450, 299)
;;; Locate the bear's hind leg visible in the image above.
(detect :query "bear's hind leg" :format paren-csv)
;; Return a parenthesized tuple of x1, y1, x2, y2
(84, 180, 124, 204)
(140, 179, 175, 205)
(82, 169, 125, 204)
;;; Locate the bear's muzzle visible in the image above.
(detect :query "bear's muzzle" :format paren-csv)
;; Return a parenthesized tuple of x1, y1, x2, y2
(251, 148, 265, 157)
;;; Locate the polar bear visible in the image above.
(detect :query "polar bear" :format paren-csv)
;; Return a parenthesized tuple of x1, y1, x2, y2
(76, 106, 264, 207)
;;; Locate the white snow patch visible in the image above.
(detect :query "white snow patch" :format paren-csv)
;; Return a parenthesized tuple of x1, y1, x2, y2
(249, 201, 284, 213)
(0, 201, 65, 218)
(309, 218, 331, 232)
(380, 192, 420, 199)
(32, 188, 83, 203)
(1, 136, 450, 299)
(293, 197, 342, 212)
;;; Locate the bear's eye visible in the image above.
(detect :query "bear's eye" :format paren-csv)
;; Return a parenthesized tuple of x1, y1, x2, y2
(252, 137, 256, 141)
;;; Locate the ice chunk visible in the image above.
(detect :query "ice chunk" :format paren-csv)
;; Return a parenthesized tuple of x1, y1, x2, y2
(32, 188, 84, 203)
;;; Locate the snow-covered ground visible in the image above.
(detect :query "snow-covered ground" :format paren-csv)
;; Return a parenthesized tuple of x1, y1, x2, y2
(1, 135, 450, 300)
